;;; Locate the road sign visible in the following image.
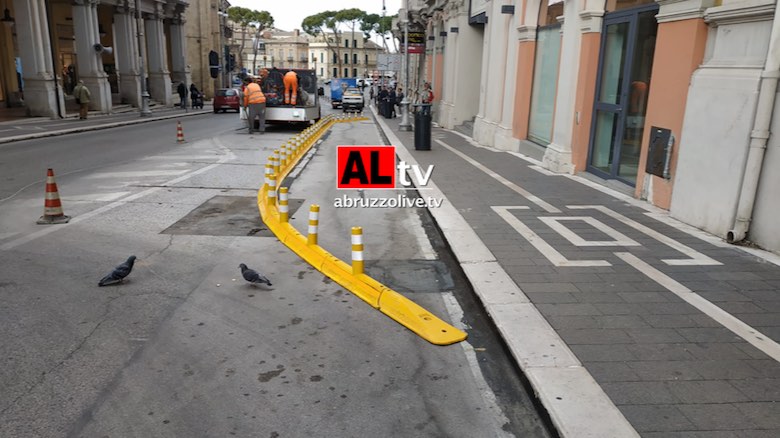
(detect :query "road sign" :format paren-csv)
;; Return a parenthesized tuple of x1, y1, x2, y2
(377, 54, 401, 72)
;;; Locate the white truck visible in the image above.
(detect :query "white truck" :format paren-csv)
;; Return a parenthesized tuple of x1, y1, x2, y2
(260, 68, 321, 125)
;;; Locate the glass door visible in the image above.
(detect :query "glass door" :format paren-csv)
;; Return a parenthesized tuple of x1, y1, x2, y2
(587, 5, 658, 185)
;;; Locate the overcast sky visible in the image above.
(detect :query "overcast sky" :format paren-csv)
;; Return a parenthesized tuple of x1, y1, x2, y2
(227, 0, 403, 43)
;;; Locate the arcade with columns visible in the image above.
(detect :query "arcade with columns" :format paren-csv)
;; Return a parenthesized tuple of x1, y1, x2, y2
(0, 0, 190, 118)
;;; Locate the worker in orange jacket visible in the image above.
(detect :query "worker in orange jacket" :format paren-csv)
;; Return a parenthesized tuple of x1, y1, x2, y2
(283, 70, 298, 106)
(243, 77, 266, 134)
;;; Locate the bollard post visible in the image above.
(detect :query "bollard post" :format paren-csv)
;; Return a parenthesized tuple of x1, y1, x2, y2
(351, 226, 364, 275)
(267, 174, 277, 207)
(279, 187, 289, 222)
(307, 205, 320, 245)
(264, 163, 273, 188)
(273, 149, 280, 175)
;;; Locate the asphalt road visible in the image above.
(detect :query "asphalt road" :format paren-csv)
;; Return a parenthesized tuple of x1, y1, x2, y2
(0, 109, 553, 437)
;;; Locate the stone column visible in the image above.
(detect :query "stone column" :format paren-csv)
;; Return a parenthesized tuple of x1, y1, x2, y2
(168, 12, 191, 86)
(473, 0, 511, 147)
(113, 2, 141, 107)
(439, 7, 483, 131)
(438, 14, 457, 128)
(73, 0, 112, 113)
(494, 0, 522, 151)
(543, 0, 583, 173)
(145, 2, 172, 105)
(12, 0, 62, 117)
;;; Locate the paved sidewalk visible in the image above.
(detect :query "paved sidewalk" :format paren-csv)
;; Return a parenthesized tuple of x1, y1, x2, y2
(374, 108, 780, 437)
(0, 105, 212, 145)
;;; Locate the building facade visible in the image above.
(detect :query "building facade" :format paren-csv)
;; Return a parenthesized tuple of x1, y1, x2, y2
(309, 32, 384, 80)
(0, 0, 193, 117)
(185, 0, 228, 99)
(414, 0, 780, 253)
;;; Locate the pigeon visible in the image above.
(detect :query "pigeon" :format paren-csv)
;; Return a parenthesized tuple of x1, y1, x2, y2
(239, 263, 272, 286)
(98, 255, 136, 287)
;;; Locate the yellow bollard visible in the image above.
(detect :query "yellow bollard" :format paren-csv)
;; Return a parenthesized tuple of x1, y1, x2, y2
(280, 144, 288, 167)
(264, 163, 273, 188)
(267, 174, 277, 207)
(351, 226, 364, 275)
(273, 149, 280, 175)
(307, 204, 320, 245)
(279, 187, 289, 222)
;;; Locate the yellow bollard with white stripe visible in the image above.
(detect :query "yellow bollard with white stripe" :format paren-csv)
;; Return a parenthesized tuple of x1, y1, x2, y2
(267, 174, 277, 207)
(351, 226, 364, 275)
(279, 187, 289, 222)
(307, 204, 319, 245)
(279, 144, 288, 168)
(272, 149, 280, 175)
(264, 163, 273, 187)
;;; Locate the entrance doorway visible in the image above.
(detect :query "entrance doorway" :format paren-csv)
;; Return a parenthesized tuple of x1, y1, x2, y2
(587, 4, 658, 185)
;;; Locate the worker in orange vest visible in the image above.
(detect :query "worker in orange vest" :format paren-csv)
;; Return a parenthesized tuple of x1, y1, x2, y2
(283, 70, 298, 106)
(243, 77, 266, 134)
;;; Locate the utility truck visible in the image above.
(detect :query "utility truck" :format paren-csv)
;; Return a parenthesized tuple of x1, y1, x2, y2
(258, 68, 321, 125)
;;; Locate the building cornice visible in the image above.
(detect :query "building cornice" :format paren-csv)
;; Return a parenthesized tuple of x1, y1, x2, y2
(705, 0, 776, 26)
(656, 0, 716, 23)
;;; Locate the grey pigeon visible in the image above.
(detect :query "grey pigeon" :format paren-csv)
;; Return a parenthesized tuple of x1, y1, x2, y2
(99, 255, 136, 287)
(240, 263, 272, 286)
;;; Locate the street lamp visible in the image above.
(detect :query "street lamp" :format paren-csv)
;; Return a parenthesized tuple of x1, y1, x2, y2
(134, 0, 152, 116)
(399, 2, 412, 131)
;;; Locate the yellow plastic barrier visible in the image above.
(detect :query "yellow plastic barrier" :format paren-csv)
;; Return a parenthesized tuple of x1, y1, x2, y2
(256, 117, 467, 346)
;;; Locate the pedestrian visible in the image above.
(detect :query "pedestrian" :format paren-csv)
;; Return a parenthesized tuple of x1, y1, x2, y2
(177, 82, 187, 110)
(189, 83, 201, 109)
(388, 87, 397, 118)
(378, 87, 388, 117)
(396, 87, 404, 116)
(369, 86, 374, 105)
(72, 80, 91, 120)
(243, 77, 266, 134)
(422, 82, 434, 104)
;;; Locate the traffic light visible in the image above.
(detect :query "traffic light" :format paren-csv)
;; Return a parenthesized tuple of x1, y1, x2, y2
(228, 54, 236, 72)
(208, 50, 219, 78)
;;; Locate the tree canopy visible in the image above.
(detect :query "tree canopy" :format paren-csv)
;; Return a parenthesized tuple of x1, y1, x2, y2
(227, 6, 274, 31)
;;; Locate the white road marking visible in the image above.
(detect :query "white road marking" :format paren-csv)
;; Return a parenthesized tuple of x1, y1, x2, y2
(538, 216, 640, 247)
(1, 140, 235, 251)
(61, 191, 132, 202)
(615, 252, 780, 363)
(441, 292, 513, 438)
(0, 232, 19, 241)
(86, 170, 190, 179)
(569, 206, 721, 266)
(434, 139, 561, 213)
(492, 206, 611, 267)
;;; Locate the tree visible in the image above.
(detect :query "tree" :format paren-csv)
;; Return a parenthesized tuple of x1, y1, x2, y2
(336, 9, 366, 77)
(227, 7, 274, 73)
(302, 11, 343, 76)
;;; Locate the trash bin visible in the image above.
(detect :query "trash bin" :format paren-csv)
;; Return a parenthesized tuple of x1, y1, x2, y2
(413, 104, 432, 151)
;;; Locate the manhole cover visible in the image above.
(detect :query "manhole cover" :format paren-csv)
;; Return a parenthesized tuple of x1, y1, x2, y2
(162, 195, 303, 237)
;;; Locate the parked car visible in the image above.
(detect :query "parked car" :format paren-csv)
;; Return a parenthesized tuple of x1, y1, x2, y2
(213, 88, 240, 113)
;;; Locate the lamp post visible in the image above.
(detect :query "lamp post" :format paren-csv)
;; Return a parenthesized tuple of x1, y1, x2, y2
(399, 2, 411, 131)
(134, 0, 151, 116)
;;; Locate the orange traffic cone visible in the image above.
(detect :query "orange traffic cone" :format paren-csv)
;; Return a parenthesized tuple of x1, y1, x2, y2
(176, 121, 185, 143)
(37, 168, 70, 224)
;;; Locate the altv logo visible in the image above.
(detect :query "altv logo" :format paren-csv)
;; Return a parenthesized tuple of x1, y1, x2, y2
(337, 145, 433, 189)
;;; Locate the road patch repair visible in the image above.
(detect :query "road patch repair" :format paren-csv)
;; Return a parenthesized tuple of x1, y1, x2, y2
(255, 114, 467, 346)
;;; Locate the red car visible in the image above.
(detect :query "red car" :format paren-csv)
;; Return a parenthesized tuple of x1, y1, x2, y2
(213, 88, 240, 113)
